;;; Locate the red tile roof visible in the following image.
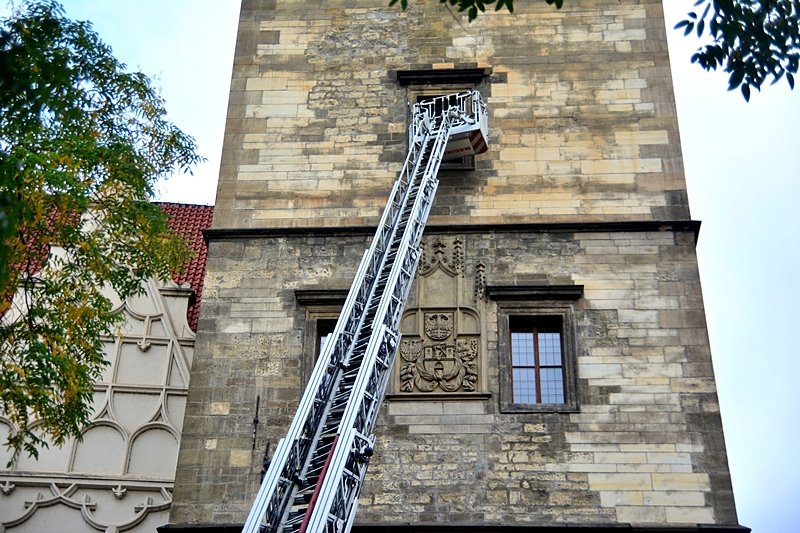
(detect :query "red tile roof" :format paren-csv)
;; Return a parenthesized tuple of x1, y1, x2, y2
(157, 203, 214, 332)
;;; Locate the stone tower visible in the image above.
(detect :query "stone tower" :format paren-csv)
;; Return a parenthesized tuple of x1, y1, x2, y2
(167, 1, 746, 531)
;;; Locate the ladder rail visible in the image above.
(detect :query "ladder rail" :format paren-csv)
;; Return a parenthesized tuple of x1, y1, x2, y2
(297, 130, 441, 528)
(243, 138, 435, 533)
(304, 113, 455, 532)
(243, 90, 487, 533)
(243, 115, 435, 533)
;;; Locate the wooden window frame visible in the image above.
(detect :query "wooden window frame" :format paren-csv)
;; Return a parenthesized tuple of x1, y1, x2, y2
(509, 315, 566, 405)
(488, 285, 582, 414)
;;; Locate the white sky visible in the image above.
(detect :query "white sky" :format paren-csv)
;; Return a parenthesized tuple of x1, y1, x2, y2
(15, 1, 800, 531)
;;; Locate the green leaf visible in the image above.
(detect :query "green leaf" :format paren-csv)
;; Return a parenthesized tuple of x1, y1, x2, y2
(728, 68, 745, 90)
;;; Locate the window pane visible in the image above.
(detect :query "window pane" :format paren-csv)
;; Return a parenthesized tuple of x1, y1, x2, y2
(511, 331, 534, 366)
(512, 368, 537, 404)
(319, 332, 332, 355)
(508, 315, 568, 407)
(540, 367, 564, 404)
(538, 331, 562, 366)
(317, 319, 337, 358)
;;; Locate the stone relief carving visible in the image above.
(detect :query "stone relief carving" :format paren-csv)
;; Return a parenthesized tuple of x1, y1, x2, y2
(400, 310, 479, 393)
(419, 236, 464, 277)
(426, 311, 454, 340)
(398, 235, 483, 395)
(474, 260, 487, 300)
(0, 482, 172, 532)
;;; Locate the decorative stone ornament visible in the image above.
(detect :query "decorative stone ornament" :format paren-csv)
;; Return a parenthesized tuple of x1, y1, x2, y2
(397, 235, 483, 395)
(425, 311, 454, 340)
(399, 310, 479, 393)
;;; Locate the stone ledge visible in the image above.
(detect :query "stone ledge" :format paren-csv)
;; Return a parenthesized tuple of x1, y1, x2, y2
(486, 284, 584, 301)
(352, 526, 750, 533)
(204, 220, 702, 242)
(385, 392, 492, 401)
(158, 523, 750, 533)
(158, 525, 240, 533)
(394, 67, 491, 85)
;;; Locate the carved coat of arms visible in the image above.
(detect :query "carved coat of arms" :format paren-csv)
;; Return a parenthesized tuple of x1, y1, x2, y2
(399, 312, 478, 393)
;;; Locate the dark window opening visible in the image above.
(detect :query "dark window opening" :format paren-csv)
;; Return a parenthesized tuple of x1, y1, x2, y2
(316, 319, 337, 359)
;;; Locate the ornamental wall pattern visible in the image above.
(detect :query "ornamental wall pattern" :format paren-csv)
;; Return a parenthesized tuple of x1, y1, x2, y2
(0, 278, 195, 533)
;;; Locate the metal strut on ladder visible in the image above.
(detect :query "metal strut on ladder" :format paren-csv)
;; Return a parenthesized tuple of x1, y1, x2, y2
(243, 90, 488, 533)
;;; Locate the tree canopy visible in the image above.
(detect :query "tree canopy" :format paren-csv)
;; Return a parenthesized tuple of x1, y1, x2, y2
(0, 0, 200, 460)
(392, 0, 800, 100)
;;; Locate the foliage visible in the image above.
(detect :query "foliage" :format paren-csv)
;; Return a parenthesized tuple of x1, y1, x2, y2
(675, 0, 799, 101)
(392, 0, 799, 100)
(0, 1, 200, 461)
(390, 0, 520, 22)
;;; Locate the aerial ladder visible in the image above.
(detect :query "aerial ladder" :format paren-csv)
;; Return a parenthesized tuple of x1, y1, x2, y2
(243, 90, 489, 533)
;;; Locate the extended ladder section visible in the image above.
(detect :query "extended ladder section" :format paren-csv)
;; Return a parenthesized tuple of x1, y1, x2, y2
(243, 91, 488, 533)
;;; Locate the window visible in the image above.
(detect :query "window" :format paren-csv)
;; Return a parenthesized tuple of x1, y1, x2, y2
(295, 288, 347, 383)
(488, 285, 582, 413)
(510, 316, 565, 404)
(396, 67, 491, 172)
(316, 318, 337, 358)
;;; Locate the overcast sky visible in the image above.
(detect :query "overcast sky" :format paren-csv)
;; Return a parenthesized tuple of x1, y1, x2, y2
(12, 1, 799, 531)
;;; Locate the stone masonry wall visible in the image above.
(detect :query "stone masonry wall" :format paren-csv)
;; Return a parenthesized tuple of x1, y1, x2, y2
(214, 0, 687, 230)
(361, 228, 735, 526)
(169, 0, 739, 529)
(171, 228, 736, 527)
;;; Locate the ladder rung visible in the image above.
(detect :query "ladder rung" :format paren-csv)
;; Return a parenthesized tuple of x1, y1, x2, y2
(244, 114, 458, 533)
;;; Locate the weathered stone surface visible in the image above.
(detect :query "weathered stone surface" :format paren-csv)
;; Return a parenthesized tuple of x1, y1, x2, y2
(171, 229, 738, 527)
(212, 0, 688, 231)
(170, 0, 740, 530)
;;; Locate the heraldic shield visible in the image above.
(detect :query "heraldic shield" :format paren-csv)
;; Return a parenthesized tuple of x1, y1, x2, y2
(399, 311, 479, 393)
